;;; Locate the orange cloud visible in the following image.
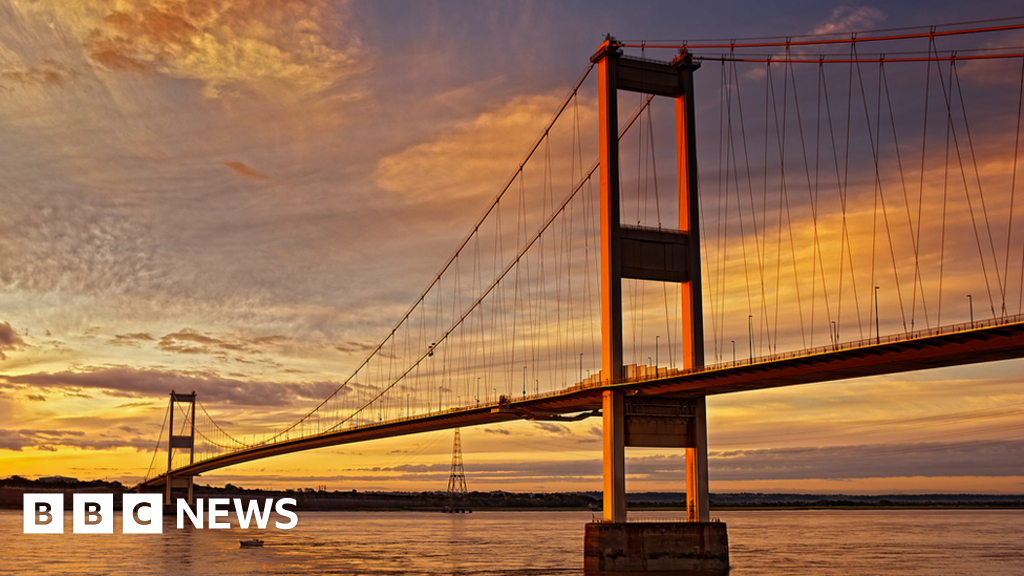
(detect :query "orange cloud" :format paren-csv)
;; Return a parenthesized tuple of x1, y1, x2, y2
(225, 161, 273, 181)
(0, 61, 75, 88)
(0, 322, 25, 360)
(373, 94, 597, 202)
(0, 365, 338, 407)
(80, 0, 363, 98)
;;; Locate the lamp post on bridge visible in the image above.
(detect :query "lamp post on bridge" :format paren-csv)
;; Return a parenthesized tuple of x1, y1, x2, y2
(875, 286, 880, 344)
(656, 335, 660, 368)
(748, 315, 753, 360)
(731, 340, 735, 364)
(968, 294, 974, 327)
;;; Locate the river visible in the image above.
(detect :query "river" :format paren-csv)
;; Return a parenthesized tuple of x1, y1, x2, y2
(2, 509, 1021, 574)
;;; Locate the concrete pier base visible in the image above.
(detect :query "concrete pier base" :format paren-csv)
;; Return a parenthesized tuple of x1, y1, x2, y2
(584, 521, 729, 575)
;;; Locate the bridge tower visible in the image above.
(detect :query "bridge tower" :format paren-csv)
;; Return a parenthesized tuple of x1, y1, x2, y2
(164, 390, 197, 506)
(585, 37, 728, 574)
(443, 428, 471, 513)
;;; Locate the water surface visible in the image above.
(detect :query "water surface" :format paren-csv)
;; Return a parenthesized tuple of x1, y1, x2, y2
(2, 509, 1021, 575)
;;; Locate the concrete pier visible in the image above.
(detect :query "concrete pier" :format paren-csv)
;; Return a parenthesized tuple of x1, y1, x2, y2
(584, 521, 729, 575)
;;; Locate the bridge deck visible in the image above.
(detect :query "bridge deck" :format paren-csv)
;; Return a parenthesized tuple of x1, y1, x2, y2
(140, 318, 1024, 487)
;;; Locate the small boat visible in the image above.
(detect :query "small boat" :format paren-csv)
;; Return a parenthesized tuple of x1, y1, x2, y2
(239, 538, 264, 548)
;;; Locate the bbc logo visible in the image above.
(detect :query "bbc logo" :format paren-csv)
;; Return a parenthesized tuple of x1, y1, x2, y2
(23, 493, 163, 534)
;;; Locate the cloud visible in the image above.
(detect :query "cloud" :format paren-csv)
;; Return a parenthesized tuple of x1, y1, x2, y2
(81, 0, 364, 98)
(811, 6, 887, 35)
(0, 366, 342, 406)
(952, 31, 1024, 85)
(532, 422, 572, 435)
(0, 428, 152, 452)
(158, 329, 234, 354)
(0, 61, 75, 89)
(0, 191, 161, 298)
(701, 439, 1024, 480)
(333, 459, 604, 483)
(156, 328, 288, 361)
(373, 94, 588, 202)
(116, 401, 158, 408)
(109, 332, 156, 347)
(334, 341, 376, 354)
(225, 161, 273, 181)
(0, 322, 24, 360)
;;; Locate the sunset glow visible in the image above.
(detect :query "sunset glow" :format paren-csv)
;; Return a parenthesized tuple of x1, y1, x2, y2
(2, 1, 1023, 495)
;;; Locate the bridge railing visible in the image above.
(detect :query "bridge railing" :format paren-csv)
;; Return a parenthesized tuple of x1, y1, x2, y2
(610, 312, 1024, 387)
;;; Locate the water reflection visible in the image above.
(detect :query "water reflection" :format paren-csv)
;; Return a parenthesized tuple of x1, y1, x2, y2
(1, 509, 1021, 575)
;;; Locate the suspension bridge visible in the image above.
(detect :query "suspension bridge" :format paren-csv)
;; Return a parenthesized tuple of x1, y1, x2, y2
(138, 19, 1024, 573)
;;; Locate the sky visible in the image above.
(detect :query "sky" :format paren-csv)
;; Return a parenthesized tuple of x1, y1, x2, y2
(1, 0, 1023, 495)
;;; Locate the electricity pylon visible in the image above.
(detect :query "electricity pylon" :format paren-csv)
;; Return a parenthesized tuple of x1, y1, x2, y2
(443, 428, 471, 513)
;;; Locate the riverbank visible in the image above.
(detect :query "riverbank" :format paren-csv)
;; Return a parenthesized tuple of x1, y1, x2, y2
(3, 476, 1022, 511)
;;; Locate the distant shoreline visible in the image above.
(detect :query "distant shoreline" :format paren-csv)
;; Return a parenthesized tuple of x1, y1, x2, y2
(3, 476, 1022, 511)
